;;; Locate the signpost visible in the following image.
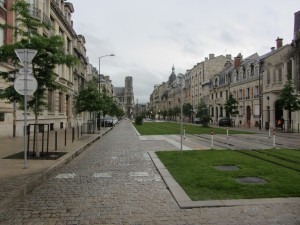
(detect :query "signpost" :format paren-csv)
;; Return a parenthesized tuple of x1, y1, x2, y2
(14, 49, 38, 169)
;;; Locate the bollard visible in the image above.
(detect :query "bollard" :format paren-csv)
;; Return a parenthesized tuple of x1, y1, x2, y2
(226, 126, 229, 146)
(273, 129, 276, 148)
(211, 129, 214, 149)
(65, 129, 67, 146)
(55, 131, 57, 151)
(72, 127, 75, 143)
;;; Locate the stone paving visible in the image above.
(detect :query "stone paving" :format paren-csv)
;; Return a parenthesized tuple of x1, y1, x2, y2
(0, 120, 300, 224)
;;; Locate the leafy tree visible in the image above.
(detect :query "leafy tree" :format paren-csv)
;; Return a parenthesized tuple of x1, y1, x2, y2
(277, 79, 300, 132)
(196, 99, 211, 127)
(0, 1, 77, 122)
(224, 94, 239, 118)
(161, 110, 168, 120)
(183, 103, 193, 120)
(74, 80, 100, 117)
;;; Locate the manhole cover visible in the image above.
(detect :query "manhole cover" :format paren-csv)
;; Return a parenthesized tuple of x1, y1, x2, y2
(215, 165, 239, 171)
(236, 177, 267, 184)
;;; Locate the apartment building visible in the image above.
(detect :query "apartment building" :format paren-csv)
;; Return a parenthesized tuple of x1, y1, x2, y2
(0, 0, 89, 136)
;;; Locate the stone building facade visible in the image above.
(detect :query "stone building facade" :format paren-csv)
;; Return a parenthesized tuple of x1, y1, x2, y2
(114, 76, 135, 118)
(0, 0, 90, 136)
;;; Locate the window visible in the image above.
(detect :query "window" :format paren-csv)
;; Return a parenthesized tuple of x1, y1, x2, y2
(278, 67, 282, 82)
(59, 92, 64, 113)
(267, 68, 271, 84)
(66, 66, 70, 81)
(273, 69, 277, 82)
(48, 90, 54, 112)
(0, 28, 4, 47)
(246, 88, 250, 99)
(0, 112, 4, 121)
(220, 91, 222, 98)
(239, 89, 243, 100)
(0, 0, 4, 8)
(254, 104, 259, 116)
(287, 60, 292, 79)
(254, 86, 259, 98)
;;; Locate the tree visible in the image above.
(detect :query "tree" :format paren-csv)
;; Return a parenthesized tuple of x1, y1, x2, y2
(224, 94, 239, 118)
(277, 79, 300, 132)
(0, 1, 77, 122)
(74, 80, 100, 117)
(196, 99, 211, 127)
(183, 103, 193, 121)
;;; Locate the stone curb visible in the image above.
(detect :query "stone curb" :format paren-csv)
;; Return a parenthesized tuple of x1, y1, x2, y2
(149, 152, 300, 208)
(0, 125, 114, 213)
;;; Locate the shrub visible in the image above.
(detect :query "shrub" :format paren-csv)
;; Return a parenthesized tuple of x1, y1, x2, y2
(135, 116, 143, 125)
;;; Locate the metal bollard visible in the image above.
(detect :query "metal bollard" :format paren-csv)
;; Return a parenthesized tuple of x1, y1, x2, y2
(65, 129, 67, 146)
(211, 129, 214, 149)
(55, 131, 57, 151)
(273, 129, 276, 148)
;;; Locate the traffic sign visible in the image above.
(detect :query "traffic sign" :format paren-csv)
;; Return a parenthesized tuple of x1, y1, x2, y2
(14, 49, 37, 63)
(14, 75, 38, 96)
(19, 68, 32, 75)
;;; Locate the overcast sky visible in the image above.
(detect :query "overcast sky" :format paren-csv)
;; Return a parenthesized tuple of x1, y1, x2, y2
(70, 0, 299, 103)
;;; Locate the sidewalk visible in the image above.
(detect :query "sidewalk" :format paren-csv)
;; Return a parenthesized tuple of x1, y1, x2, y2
(0, 125, 114, 212)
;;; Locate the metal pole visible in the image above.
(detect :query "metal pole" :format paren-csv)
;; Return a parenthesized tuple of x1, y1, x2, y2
(273, 129, 276, 148)
(211, 129, 214, 149)
(98, 57, 101, 131)
(23, 49, 28, 169)
(180, 85, 183, 152)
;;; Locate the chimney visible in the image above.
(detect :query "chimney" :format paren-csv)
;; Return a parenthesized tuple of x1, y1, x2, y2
(294, 11, 300, 39)
(209, 54, 215, 60)
(276, 37, 283, 49)
(271, 47, 275, 52)
(234, 53, 242, 68)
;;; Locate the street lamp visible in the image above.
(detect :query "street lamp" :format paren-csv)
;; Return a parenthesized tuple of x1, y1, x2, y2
(177, 73, 185, 152)
(258, 60, 264, 130)
(98, 54, 115, 92)
(98, 54, 115, 130)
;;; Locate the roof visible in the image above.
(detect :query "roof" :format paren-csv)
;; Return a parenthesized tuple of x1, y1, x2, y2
(113, 87, 125, 96)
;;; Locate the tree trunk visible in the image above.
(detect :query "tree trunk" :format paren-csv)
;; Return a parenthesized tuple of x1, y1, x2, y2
(288, 109, 292, 133)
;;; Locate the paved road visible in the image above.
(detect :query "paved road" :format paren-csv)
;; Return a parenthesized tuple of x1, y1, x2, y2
(1, 120, 299, 225)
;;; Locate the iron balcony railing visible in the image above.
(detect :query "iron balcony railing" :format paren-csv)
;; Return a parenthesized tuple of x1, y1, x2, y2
(28, 5, 41, 20)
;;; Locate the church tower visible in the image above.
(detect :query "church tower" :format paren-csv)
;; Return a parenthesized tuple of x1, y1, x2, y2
(124, 76, 135, 118)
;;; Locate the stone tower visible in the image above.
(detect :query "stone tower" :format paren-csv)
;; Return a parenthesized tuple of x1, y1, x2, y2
(124, 76, 135, 118)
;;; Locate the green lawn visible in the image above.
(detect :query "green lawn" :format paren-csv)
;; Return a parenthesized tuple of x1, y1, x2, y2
(156, 149, 300, 200)
(133, 122, 254, 135)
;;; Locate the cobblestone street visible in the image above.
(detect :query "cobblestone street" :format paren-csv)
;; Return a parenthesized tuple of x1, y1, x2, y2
(0, 120, 299, 225)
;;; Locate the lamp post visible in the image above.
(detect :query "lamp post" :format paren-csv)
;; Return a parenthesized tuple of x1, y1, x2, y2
(177, 73, 185, 152)
(98, 54, 115, 130)
(258, 60, 264, 130)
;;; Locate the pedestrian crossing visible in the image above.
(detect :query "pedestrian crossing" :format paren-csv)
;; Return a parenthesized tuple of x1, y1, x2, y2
(54, 171, 162, 182)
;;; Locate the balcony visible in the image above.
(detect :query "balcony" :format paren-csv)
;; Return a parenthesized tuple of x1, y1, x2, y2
(28, 5, 41, 20)
(215, 98, 224, 105)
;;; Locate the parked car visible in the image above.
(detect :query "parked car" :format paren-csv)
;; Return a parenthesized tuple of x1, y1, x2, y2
(218, 118, 232, 127)
(194, 118, 200, 124)
(101, 117, 114, 127)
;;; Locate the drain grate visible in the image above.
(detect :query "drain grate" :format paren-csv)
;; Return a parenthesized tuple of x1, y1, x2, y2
(215, 165, 239, 171)
(236, 177, 267, 184)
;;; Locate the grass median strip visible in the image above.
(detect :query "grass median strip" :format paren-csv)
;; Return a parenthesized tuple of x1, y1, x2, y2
(156, 150, 300, 201)
(134, 122, 254, 135)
